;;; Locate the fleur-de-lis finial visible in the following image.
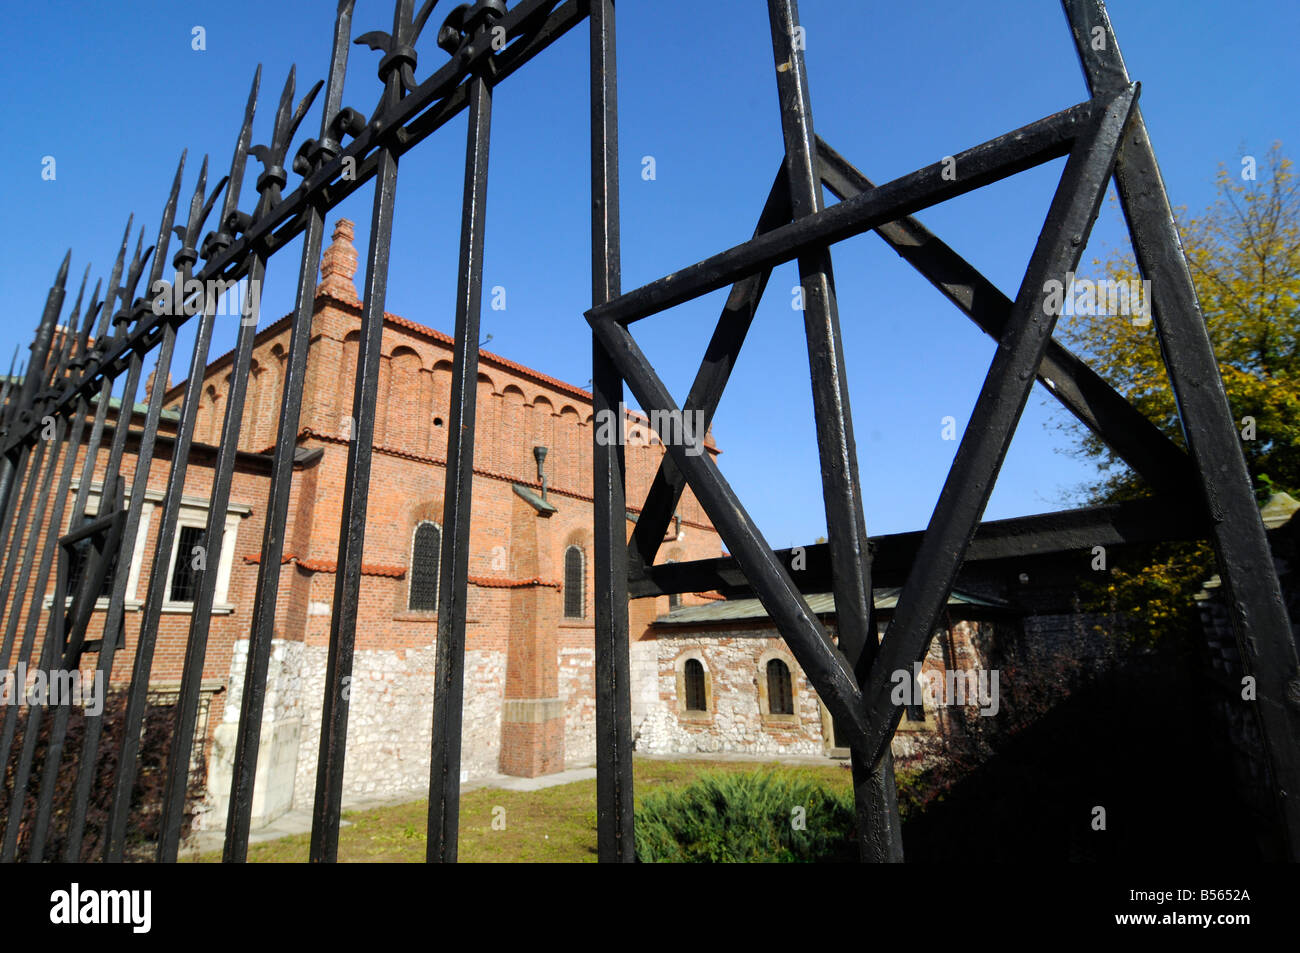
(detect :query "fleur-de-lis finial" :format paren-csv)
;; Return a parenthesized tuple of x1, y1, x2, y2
(246, 66, 324, 222)
(355, 0, 443, 99)
(118, 226, 155, 331)
(174, 156, 229, 273)
(294, 0, 365, 179)
(71, 278, 103, 369)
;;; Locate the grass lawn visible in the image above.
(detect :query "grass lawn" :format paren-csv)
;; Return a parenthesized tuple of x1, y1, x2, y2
(194, 757, 854, 863)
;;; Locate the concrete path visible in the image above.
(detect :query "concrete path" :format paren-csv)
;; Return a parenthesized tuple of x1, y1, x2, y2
(188, 765, 598, 856)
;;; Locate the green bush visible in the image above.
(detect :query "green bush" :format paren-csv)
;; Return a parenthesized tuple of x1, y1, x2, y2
(634, 769, 857, 862)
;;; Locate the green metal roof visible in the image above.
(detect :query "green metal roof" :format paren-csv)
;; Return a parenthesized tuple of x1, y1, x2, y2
(653, 587, 1005, 627)
(91, 392, 181, 422)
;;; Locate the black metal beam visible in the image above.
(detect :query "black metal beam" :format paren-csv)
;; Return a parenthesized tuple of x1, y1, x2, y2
(766, 0, 901, 863)
(587, 316, 873, 758)
(630, 497, 1205, 600)
(813, 137, 1199, 506)
(625, 165, 791, 573)
(860, 83, 1139, 770)
(1062, 0, 1300, 860)
(587, 95, 1104, 327)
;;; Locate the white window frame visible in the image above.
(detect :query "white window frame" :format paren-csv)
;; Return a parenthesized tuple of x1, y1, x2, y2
(160, 507, 241, 614)
(46, 480, 248, 615)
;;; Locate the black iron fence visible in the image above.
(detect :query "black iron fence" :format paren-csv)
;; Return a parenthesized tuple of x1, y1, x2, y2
(0, 0, 1295, 863)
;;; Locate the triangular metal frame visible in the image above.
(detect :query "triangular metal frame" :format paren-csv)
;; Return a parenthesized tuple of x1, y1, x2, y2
(587, 0, 1300, 861)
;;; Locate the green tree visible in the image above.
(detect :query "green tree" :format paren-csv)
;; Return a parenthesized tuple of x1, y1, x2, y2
(1058, 143, 1299, 642)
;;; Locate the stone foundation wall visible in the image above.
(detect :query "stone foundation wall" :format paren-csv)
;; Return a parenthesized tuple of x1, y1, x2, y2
(285, 644, 505, 810)
(637, 633, 827, 757)
(559, 646, 595, 767)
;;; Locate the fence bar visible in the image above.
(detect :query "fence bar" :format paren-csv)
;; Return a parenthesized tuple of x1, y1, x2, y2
(157, 58, 325, 858)
(48, 156, 187, 862)
(104, 85, 253, 859)
(224, 0, 357, 863)
(310, 0, 412, 863)
(427, 16, 497, 862)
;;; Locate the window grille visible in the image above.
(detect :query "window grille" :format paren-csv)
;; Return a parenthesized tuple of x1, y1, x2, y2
(684, 658, 707, 712)
(169, 525, 207, 603)
(766, 658, 793, 715)
(409, 522, 441, 611)
(563, 545, 584, 619)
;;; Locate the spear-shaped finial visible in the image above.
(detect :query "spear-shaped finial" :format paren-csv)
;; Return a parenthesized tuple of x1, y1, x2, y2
(294, 1, 364, 180)
(250, 66, 323, 218)
(120, 225, 156, 325)
(54, 265, 92, 375)
(176, 155, 226, 274)
(54, 249, 72, 290)
(67, 264, 91, 330)
(76, 278, 104, 360)
(147, 150, 188, 292)
(95, 216, 134, 344)
(202, 66, 262, 261)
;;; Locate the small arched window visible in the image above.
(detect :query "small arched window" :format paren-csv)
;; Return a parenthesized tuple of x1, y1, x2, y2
(766, 659, 794, 715)
(408, 521, 441, 611)
(666, 558, 681, 610)
(563, 545, 585, 618)
(684, 658, 707, 712)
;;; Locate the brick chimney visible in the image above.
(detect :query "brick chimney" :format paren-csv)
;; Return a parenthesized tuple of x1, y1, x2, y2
(318, 218, 360, 303)
(145, 369, 173, 404)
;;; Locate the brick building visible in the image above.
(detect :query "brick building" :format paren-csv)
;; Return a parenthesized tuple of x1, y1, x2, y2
(18, 219, 995, 834)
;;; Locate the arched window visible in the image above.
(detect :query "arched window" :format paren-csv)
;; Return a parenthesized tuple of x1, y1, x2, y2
(563, 545, 585, 618)
(408, 521, 441, 611)
(666, 558, 681, 609)
(684, 658, 707, 712)
(766, 659, 794, 715)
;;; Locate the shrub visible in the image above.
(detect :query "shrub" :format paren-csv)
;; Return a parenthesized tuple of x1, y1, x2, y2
(634, 769, 856, 862)
(0, 691, 206, 861)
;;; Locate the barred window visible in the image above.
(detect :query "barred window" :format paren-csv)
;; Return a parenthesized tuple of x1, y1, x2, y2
(169, 525, 207, 603)
(64, 517, 118, 601)
(409, 521, 441, 611)
(684, 658, 707, 712)
(563, 545, 584, 619)
(766, 659, 793, 715)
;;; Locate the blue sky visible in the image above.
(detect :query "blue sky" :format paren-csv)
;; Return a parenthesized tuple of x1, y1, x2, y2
(3, 0, 1296, 547)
